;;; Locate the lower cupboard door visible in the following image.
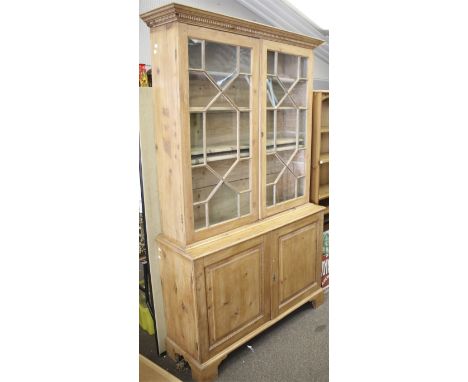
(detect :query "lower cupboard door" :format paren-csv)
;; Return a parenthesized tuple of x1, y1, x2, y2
(203, 236, 270, 357)
(271, 214, 322, 317)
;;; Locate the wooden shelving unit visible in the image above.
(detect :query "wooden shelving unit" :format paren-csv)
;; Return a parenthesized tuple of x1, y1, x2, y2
(319, 153, 329, 164)
(318, 184, 329, 200)
(311, 90, 329, 228)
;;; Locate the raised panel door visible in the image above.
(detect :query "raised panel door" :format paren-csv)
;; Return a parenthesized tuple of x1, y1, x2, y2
(202, 236, 270, 357)
(270, 214, 322, 317)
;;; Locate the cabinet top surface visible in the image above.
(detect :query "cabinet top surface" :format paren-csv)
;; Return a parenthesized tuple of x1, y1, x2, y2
(140, 2, 324, 49)
(158, 203, 325, 259)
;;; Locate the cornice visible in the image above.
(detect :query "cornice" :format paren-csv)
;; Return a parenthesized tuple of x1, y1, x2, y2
(140, 3, 324, 50)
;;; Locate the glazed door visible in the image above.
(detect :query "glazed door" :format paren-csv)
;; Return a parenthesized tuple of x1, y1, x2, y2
(180, 25, 260, 243)
(201, 236, 270, 359)
(260, 40, 314, 218)
(270, 214, 323, 317)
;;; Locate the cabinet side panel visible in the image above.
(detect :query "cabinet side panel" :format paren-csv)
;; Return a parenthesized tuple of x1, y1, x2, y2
(311, 92, 322, 203)
(151, 23, 187, 244)
(304, 51, 314, 199)
(259, 39, 267, 220)
(158, 242, 199, 360)
(193, 259, 210, 362)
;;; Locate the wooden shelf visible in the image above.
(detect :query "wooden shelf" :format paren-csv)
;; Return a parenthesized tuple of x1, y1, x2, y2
(191, 147, 249, 165)
(321, 127, 329, 133)
(322, 94, 329, 101)
(191, 145, 248, 156)
(267, 137, 294, 146)
(189, 68, 250, 76)
(277, 77, 296, 85)
(319, 153, 329, 164)
(318, 184, 329, 200)
(266, 106, 307, 111)
(266, 137, 305, 151)
(189, 107, 251, 112)
(190, 137, 305, 165)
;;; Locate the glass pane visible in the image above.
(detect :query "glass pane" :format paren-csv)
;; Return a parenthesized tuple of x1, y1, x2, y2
(190, 113, 203, 158)
(276, 109, 297, 145)
(300, 57, 307, 78)
(208, 183, 238, 225)
(276, 168, 296, 203)
(297, 177, 305, 197)
(240, 47, 251, 73)
(266, 76, 285, 107)
(193, 204, 206, 230)
(205, 41, 237, 74)
(265, 50, 308, 208)
(210, 94, 233, 109)
(278, 94, 295, 108)
(277, 149, 295, 166)
(188, 39, 252, 230)
(267, 51, 275, 75)
(209, 159, 236, 179)
(289, 150, 305, 177)
(239, 112, 250, 156)
(290, 80, 307, 108)
(188, 38, 202, 69)
(266, 184, 274, 206)
(240, 192, 250, 216)
(207, 71, 236, 89)
(226, 159, 250, 192)
(192, 166, 219, 203)
(193, 184, 215, 204)
(189, 71, 218, 108)
(267, 154, 284, 184)
(277, 52, 298, 84)
(298, 109, 306, 147)
(206, 111, 237, 157)
(266, 110, 275, 151)
(225, 75, 250, 108)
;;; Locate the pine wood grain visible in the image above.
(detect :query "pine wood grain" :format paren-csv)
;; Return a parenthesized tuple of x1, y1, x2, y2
(139, 355, 181, 382)
(141, 7, 326, 380)
(140, 3, 324, 49)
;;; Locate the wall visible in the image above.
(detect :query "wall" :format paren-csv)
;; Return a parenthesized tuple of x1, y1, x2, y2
(313, 55, 329, 90)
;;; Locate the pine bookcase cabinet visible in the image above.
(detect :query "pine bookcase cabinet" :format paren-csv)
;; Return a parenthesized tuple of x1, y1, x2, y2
(311, 90, 329, 229)
(141, 4, 326, 381)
